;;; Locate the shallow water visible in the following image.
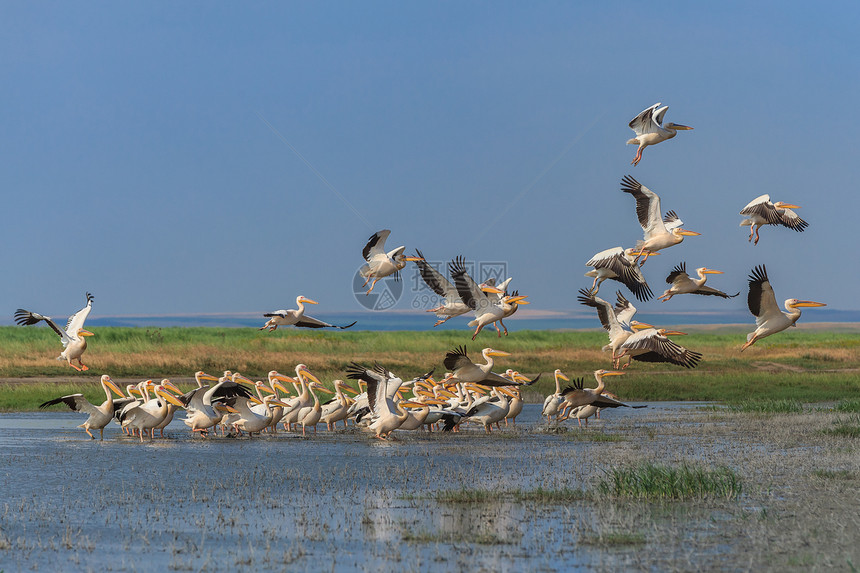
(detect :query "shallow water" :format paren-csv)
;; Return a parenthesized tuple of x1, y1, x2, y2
(1, 403, 753, 572)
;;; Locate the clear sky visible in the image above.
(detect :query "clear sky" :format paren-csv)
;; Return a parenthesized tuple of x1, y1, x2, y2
(3, 1, 858, 321)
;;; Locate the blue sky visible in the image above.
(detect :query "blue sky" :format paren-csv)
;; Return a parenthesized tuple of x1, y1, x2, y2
(2, 2, 858, 322)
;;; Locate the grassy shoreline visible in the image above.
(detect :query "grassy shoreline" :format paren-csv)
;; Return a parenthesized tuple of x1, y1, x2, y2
(1, 326, 859, 410)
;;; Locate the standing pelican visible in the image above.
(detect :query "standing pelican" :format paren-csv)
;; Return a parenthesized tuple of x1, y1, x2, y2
(38, 375, 124, 440)
(620, 176, 700, 264)
(739, 195, 808, 245)
(15, 292, 96, 371)
(260, 295, 356, 331)
(443, 346, 539, 387)
(742, 265, 825, 351)
(627, 103, 693, 166)
(657, 263, 739, 302)
(359, 229, 422, 295)
(542, 369, 570, 421)
(585, 247, 654, 301)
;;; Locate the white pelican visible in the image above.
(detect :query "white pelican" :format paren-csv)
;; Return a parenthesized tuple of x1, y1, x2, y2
(742, 265, 825, 351)
(449, 258, 526, 339)
(504, 386, 524, 426)
(497, 289, 529, 337)
(578, 288, 654, 369)
(620, 176, 700, 264)
(463, 387, 516, 433)
(15, 292, 96, 371)
(230, 395, 290, 436)
(320, 380, 357, 430)
(260, 295, 356, 331)
(38, 374, 124, 440)
(152, 380, 185, 437)
(414, 251, 471, 326)
(558, 370, 629, 418)
(657, 263, 739, 302)
(359, 229, 422, 295)
(120, 381, 186, 442)
(739, 195, 808, 245)
(542, 369, 570, 421)
(585, 247, 654, 301)
(627, 103, 693, 166)
(345, 363, 412, 439)
(180, 372, 253, 436)
(443, 346, 539, 387)
(616, 326, 703, 369)
(281, 364, 322, 431)
(296, 380, 333, 436)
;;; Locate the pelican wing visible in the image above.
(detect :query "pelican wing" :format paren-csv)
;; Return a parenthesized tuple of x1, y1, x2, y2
(449, 256, 487, 312)
(39, 394, 100, 416)
(694, 285, 740, 299)
(14, 309, 72, 346)
(443, 346, 473, 372)
(362, 229, 391, 262)
(663, 210, 683, 231)
(263, 311, 289, 319)
(622, 331, 703, 368)
(346, 363, 391, 416)
(621, 175, 666, 238)
(614, 291, 637, 325)
(776, 208, 808, 232)
(586, 246, 653, 301)
(747, 265, 782, 326)
(577, 289, 617, 331)
(414, 249, 459, 299)
(294, 315, 357, 329)
(592, 394, 632, 408)
(628, 103, 664, 136)
(666, 262, 689, 285)
(65, 292, 94, 336)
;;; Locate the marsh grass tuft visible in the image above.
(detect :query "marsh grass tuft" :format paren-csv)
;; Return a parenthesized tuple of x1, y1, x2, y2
(834, 400, 860, 413)
(597, 462, 742, 500)
(822, 415, 860, 438)
(727, 399, 803, 414)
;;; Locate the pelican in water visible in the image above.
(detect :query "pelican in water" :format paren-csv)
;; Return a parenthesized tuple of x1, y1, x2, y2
(616, 326, 702, 369)
(627, 103, 692, 166)
(463, 387, 517, 433)
(558, 370, 634, 419)
(180, 372, 253, 436)
(260, 295, 356, 331)
(449, 258, 527, 339)
(38, 375, 125, 440)
(359, 229, 422, 295)
(742, 265, 825, 351)
(578, 289, 653, 369)
(119, 381, 186, 442)
(585, 247, 654, 301)
(542, 369, 570, 421)
(443, 346, 539, 387)
(345, 363, 414, 439)
(15, 292, 96, 371)
(620, 176, 700, 264)
(657, 263, 739, 302)
(739, 195, 808, 245)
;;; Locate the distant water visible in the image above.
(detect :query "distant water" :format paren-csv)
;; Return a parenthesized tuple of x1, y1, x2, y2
(79, 308, 860, 331)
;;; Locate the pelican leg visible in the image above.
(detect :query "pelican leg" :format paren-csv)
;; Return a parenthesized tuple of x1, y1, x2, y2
(433, 316, 452, 327)
(471, 325, 484, 340)
(638, 251, 652, 266)
(741, 336, 757, 352)
(494, 322, 502, 337)
(748, 226, 755, 242)
(366, 278, 380, 295)
(632, 146, 643, 166)
(362, 275, 371, 287)
(500, 319, 509, 336)
(70, 362, 83, 372)
(753, 226, 761, 245)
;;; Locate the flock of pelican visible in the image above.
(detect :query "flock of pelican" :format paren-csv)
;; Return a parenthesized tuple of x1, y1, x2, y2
(22, 101, 827, 439)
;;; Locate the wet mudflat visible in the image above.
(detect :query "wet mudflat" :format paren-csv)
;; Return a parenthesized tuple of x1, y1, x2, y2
(1, 404, 858, 572)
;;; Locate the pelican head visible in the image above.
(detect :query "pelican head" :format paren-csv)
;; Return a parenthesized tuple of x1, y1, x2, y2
(504, 294, 529, 305)
(101, 375, 125, 398)
(195, 371, 219, 384)
(554, 369, 570, 382)
(155, 386, 185, 408)
(697, 267, 723, 275)
(297, 296, 318, 305)
(774, 201, 801, 210)
(483, 348, 510, 358)
(594, 369, 624, 378)
(786, 299, 826, 309)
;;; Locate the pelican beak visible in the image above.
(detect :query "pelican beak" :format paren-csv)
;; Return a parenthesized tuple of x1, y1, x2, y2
(702, 268, 723, 274)
(663, 330, 688, 336)
(298, 368, 322, 385)
(628, 250, 659, 257)
(673, 124, 693, 130)
(198, 373, 219, 382)
(792, 300, 826, 308)
(486, 350, 511, 357)
(225, 406, 240, 414)
(678, 229, 701, 236)
(340, 384, 359, 395)
(508, 296, 529, 305)
(436, 389, 457, 399)
(602, 371, 625, 377)
(271, 399, 291, 408)
(162, 380, 183, 395)
(156, 389, 185, 408)
(104, 379, 125, 399)
(272, 381, 292, 395)
(78, 329, 95, 337)
(498, 387, 518, 398)
(258, 385, 276, 395)
(557, 373, 570, 382)
(780, 204, 801, 209)
(404, 256, 424, 262)
(300, 297, 319, 305)
(313, 384, 334, 395)
(632, 322, 654, 330)
(399, 401, 421, 408)
(249, 396, 263, 405)
(274, 374, 298, 384)
(129, 387, 142, 397)
(233, 373, 254, 384)
(480, 285, 504, 294)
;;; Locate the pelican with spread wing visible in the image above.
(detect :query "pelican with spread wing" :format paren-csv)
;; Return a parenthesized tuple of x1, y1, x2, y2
(585, 246, 654, 301)
(740, 195, 808, 245)
(616, 326, 703, 368)
(620, 176, 700, 264)
(359, 229, 422, 295)
(627, 103, 693, 165)
(413, 250, 473, 326)
(742, 265, 825, 351)
(449, 257, 527, 339)
(15, 292, 96, 371)
(38, 375, 125, 440)
(658, 263, 739, 302)
(260, 295, 356, 331)
(578, 289, 653, 368)
(443, 346, 539, 387)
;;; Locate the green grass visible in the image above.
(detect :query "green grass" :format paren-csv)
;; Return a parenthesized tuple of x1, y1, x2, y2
(823, 415, 860, 438)
(727, 399, 804, 414)
(2, 326, 860, 409)
(834, 399, 860, 413)
(596, 462, 743, 501)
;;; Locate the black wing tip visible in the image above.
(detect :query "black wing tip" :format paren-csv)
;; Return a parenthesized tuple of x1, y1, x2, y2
(85, 292, 94, 303)
(339, 321, 358, 329)
(620, 174, 641, 192)
(748, 264, 768, 284)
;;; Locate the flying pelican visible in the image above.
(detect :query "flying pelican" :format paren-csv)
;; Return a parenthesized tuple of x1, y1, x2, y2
(359, 229, 422, 295)
(616, 326, 703, 368)
(449, 258, 526, 339)
(578, 288, 654, 369)
(414, 251, 472, 326)
(627, 103, 693, 166)
(739, 195, 808, 245)
(260, 295, 356, 331)
(557, 370, 623, 418)
(742, 265, 825, 351)
(443, 346, 539, 387)
(497, 289, 529, 337)
(38, 375, 125, 440)
(15, 292, 96, 371)
(657, 263, 739, 302)
(585, 247, 654, 301)
(620, 176, 700, 264)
